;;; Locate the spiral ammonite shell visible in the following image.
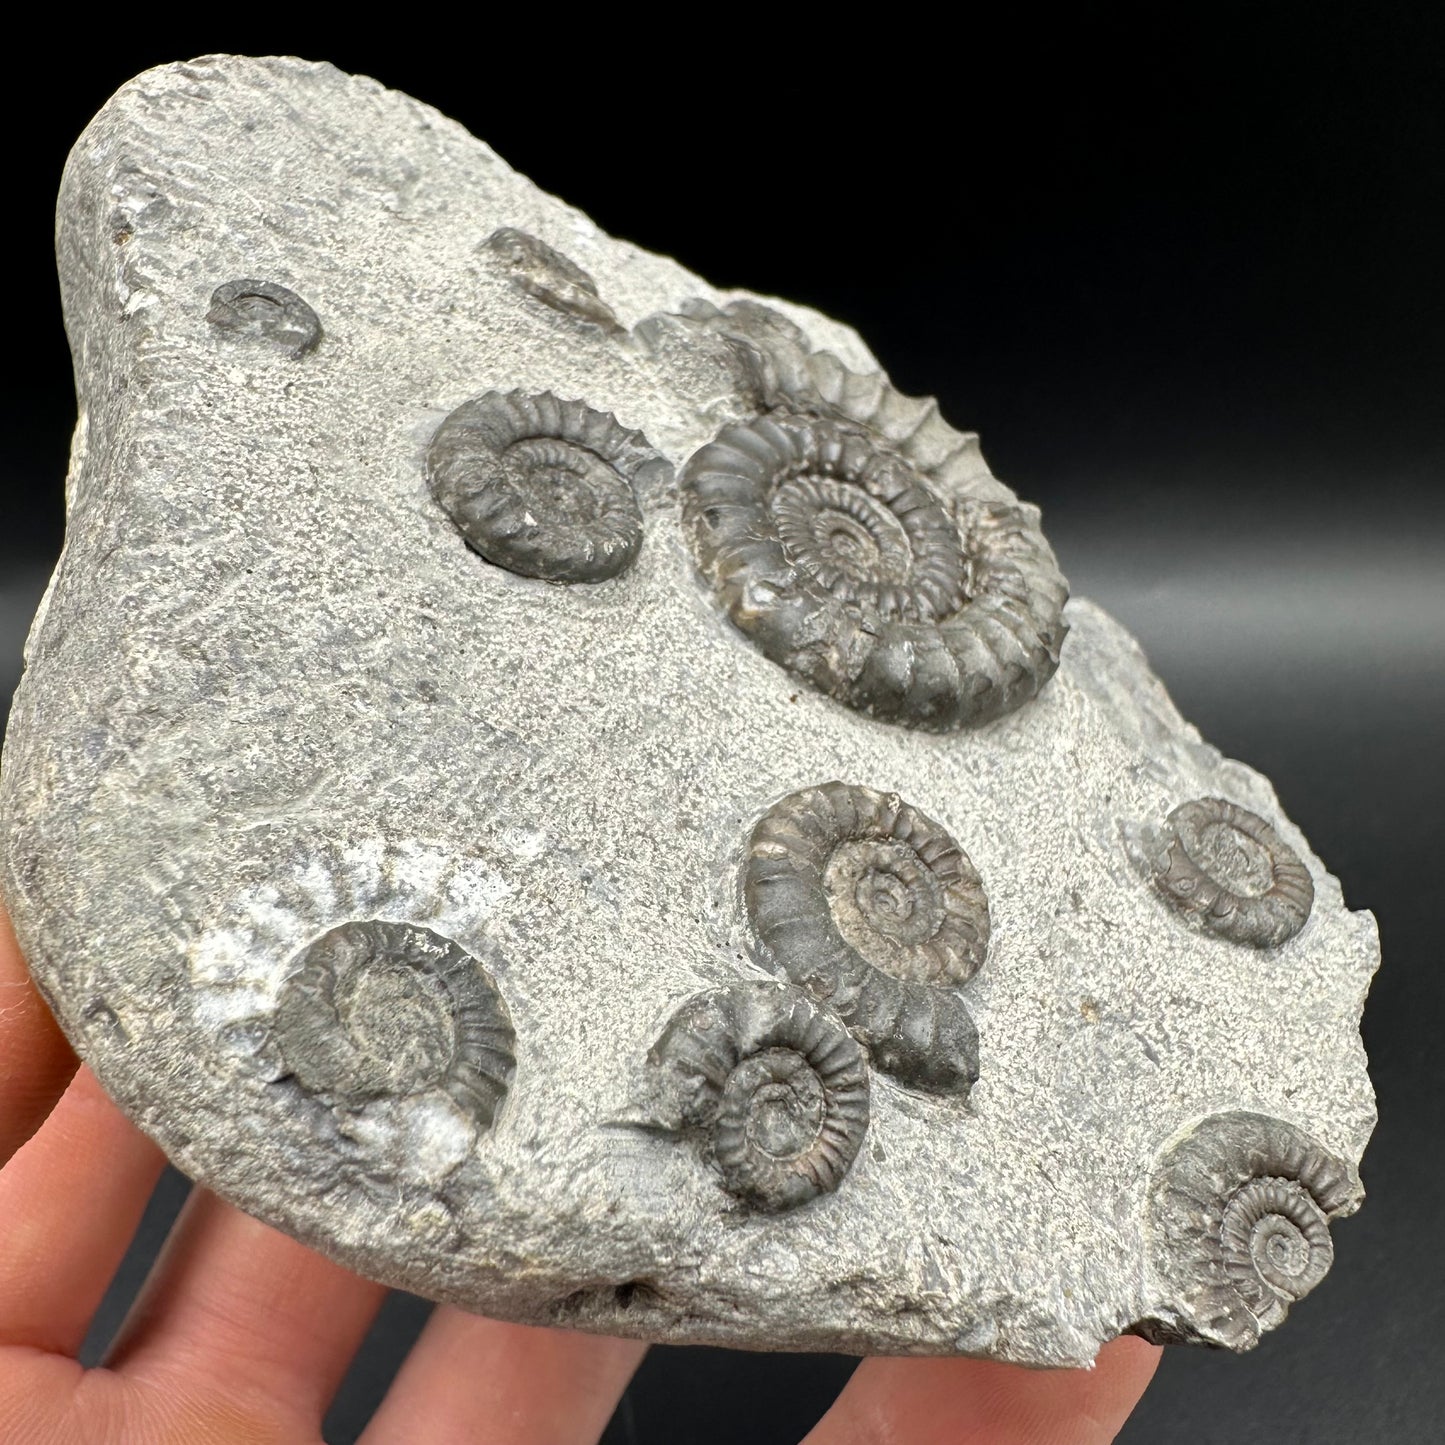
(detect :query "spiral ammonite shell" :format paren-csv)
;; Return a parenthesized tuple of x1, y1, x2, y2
(1144, 1111, 1361, 1349)
(648, 983, 869, 1212)
(206, 278, 321, 357)
(743, 782, 988, 1096)
(1151, 798, 1314, 948)
(427, 390, 668, 583)
(272, 919, 516, 1127)
(680, 408, 1068, 729)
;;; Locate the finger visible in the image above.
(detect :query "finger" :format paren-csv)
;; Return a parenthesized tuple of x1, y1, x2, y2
(0, 1064, 165, 1355)
(0, 907, 78, 1163)
(108, 1189, 388, 1425)
(802, 1335, 1161, 1445)
(361, 1307, 646, 1445)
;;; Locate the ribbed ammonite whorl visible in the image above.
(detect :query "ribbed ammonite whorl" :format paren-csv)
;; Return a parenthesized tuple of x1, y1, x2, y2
(427, 390, 668, 583)
(648, 984, 869, 1212)
(1151, 798, 1314, 948)
(272, 920, 516, 1127)
(743, 782, 988, 1096)
(1144, 1111, 1361, 1349)
(680, 409, 1068, 729)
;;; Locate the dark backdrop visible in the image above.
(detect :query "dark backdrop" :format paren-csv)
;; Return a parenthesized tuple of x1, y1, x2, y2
(3, 7, 1442, 1442)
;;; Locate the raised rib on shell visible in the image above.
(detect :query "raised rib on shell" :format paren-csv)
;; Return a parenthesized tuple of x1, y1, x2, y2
(273, 919, 516, 1127)
(648, 983, 869, 1212)
(744, 782, 987, 1096)
(428, 390, 668, 583)
(1144, 1111, 1361, 1349)
(681, 408, 1067, 730)
(1150, 798, 1314, 948)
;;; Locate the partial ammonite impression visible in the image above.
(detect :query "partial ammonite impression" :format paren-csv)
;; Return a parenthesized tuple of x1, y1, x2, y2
(272, 919, 516, 1127)
(428, 390, 669, 583)
(647, 983, 869, 1212)
(1149, 798, 1314, 948)
(1142, 1111, 1361, 1349)
(482, 227, 623, 333)
(206, 278, 321, 357)
(744, 782, 987, 1096)
(680, 405, 1068, 730)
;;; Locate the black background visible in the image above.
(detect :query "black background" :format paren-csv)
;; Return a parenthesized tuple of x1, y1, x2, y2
(3, 6, 1442, 1442)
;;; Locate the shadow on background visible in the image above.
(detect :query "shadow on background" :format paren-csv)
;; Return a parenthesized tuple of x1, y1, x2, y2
(2, 8, 1442, 1442)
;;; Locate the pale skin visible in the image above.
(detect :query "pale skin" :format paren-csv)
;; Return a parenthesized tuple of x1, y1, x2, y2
(0, 908, 1159, 1444)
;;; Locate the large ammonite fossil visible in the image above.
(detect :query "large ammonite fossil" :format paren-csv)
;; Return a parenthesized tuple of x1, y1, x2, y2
(1149, 798, 1315, 948)
(680, 402, 1068, 730)
(271, 919, 516, 1128)
(743, 781, 988, 1096)
(1142, 1111, 1361, 1349)
(647, 983, 869, 1212)
(427, 389, 668, 583)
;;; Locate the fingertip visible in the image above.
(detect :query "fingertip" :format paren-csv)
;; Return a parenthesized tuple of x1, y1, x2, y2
(0, 906, 78, 1164)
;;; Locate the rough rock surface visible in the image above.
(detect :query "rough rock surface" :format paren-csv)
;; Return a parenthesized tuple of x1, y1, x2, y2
(0, 56, 1378, 1364)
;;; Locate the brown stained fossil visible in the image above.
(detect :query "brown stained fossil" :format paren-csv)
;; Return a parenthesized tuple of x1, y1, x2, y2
(1150, 798, 1315, 948)
(427, 390, 669, 583)
(680, 405, 1067, 731)
(647, 983, 869, 1212)
(743, 782, 987, 1096)
(1142, 1111, 1361, 1349)
(272, 920, 516, 1127)
(206, 278, 321, 357)
(483, 227, 623, 333)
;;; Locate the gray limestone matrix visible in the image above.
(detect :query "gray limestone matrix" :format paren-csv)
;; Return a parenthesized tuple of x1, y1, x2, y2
(0, 56, 1378, 1364)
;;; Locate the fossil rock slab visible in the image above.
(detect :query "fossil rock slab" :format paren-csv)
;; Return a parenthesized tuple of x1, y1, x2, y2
(0, 56, 1378, 1365)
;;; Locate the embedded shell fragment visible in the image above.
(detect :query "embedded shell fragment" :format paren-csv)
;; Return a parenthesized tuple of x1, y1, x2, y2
(0, 55, 1378, 1365)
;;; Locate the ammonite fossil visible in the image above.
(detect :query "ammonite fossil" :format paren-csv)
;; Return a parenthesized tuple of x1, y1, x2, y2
(1149, 798, 1315, 948)
(1143, 1111, 1361, 1349)
(206, 278, 321, 356)
(272, 919, 516, 1127)
(680, 406, 1068, 730)
(483, 227, 623, 333)
(647, 983, 869, 1212)
(427, 390, 668, 583)
(743, 782, 988, 1095)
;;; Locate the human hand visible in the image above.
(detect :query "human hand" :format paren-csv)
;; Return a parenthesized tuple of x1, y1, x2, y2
(0, 907, 1159, 1443)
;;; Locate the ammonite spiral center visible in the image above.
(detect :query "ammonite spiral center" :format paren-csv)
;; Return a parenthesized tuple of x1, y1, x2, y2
(729, 1048, 826, 1160)
(826, 838, 945, 952)
(334, 965, 455, 1092)
(272, 920, 517, 1124)
(1189, 820, 1275, 898)
(1220, 1175, 1333, 1305)
(502, 438, 605, 526)
(766, 456, 966, 624)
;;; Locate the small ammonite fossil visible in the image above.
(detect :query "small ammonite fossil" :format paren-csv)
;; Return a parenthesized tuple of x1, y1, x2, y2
(743, 782, 988, 1096)
(427, 390, 669, 583)
(483, 227, 623, 333)
(1142, 1111, 1361, 1349)
(680, 407, 1068, 730)
(1149, 798, 1315, 948)
(206, 278, 322, 357)
(647, 983, 869, 1212)
(271, 919, 516, 1127)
